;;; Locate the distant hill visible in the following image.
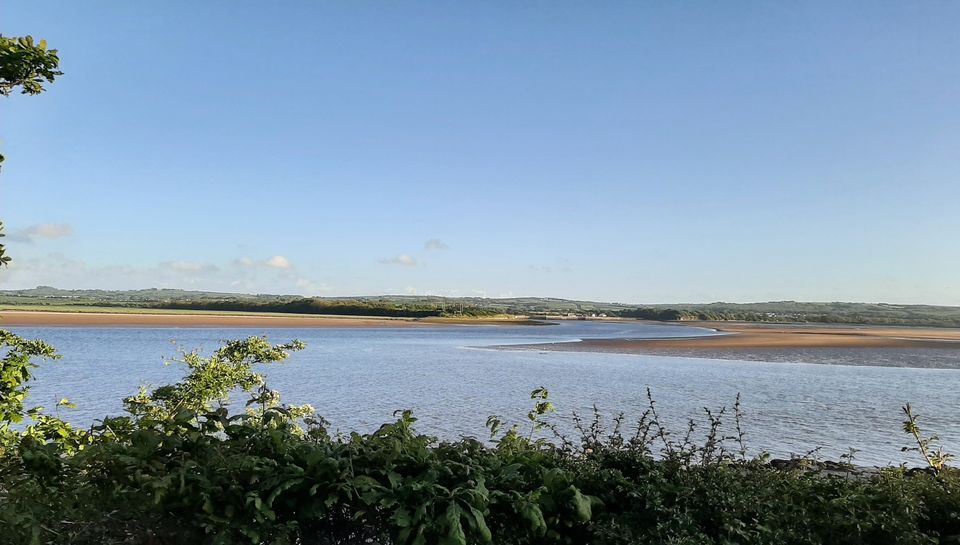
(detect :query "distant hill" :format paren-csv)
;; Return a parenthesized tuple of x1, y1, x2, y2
(2, 287, 960, 327)
(621, 301, 960, 327)
(1, 286, 283, 301)
(0, 287, 631, 314)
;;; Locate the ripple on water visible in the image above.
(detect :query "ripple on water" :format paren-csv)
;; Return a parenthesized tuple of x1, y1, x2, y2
(8, 321, 960, 467)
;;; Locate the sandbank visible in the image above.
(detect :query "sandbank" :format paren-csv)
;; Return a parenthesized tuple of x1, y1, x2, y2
(505, 322, 960, 353)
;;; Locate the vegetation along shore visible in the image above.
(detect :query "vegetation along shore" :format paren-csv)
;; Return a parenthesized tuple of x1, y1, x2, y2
(0, 309, 537, 328)
(5, 286, 960, 327)
(2, 332, 960, 544)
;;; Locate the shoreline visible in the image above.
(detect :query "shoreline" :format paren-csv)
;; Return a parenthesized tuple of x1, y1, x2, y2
(0, 310, 539, 328)
(498, 321, 960, 353)
(5, 310, 960, 350)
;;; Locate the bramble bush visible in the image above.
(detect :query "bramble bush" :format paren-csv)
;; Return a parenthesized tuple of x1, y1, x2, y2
(1, 332, 958, 545)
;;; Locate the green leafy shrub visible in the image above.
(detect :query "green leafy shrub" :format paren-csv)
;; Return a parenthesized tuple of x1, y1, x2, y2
(0, 334, 958, 545)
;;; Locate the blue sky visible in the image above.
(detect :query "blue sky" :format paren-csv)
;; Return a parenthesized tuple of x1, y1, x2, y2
(2, 1, 959, 304)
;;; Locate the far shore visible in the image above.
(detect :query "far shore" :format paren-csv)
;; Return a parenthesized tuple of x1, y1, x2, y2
(5, 310, 960, 350)
(502, 321, 960, 353)
(0, 309, 541, 328)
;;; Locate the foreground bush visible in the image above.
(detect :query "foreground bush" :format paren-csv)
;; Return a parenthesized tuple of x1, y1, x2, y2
(1, 333, 958, 545)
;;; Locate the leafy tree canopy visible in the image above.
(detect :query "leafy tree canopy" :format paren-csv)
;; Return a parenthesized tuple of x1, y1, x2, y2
(0, 34, 62, 167)
(0, 222, 9, 268)
(0, 35, 60, 97)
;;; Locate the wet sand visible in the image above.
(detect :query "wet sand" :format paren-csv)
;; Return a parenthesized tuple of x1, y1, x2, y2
(507, 322, 960, 353)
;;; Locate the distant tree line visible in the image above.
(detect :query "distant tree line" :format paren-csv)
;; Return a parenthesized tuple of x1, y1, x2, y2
(613, 308, 754, 321)
(157, 298, 502, 318)
(6, 285, 960, 327)
(614, 307, 960, 327)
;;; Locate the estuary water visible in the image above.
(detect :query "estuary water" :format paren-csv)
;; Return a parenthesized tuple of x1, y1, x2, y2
(9, 321, 960, 467)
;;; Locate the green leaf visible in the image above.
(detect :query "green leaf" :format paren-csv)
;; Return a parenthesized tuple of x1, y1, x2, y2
(569, 487, 592, 521)
(441, 503, 466, 545)
(392, 507, 413, 528)
(469, 506, 493, 543)
(520, 503, 546, 534)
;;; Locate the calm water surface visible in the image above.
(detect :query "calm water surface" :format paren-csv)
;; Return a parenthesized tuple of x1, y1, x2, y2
(10, 321, 960, 466)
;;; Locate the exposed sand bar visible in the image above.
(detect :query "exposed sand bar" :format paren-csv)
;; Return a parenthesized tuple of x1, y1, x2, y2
(507, 322, 960, 353)
(0, 310, 433, 328)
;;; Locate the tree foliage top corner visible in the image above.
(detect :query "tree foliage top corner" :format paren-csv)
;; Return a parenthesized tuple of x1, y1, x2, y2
(0, 34, 61, 97)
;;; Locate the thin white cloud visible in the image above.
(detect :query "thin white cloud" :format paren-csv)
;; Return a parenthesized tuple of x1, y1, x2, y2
(379, 254, 418, 267)
(234, 256, 292, 269)
(265, 255, 292, 269)
(167, 261, 218, 273)
(8, 223, 73, 242)
(424, 239, 449, 251)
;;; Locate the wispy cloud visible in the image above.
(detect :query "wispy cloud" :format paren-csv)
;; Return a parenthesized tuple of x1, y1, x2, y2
(166, 260, 219, 273)
(424, 239, 449, 251)
(379, 254, 418, 267)
(235, 255, 293, 269)
(8, 223, 73, 242)
(265, 255, 292, 269)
